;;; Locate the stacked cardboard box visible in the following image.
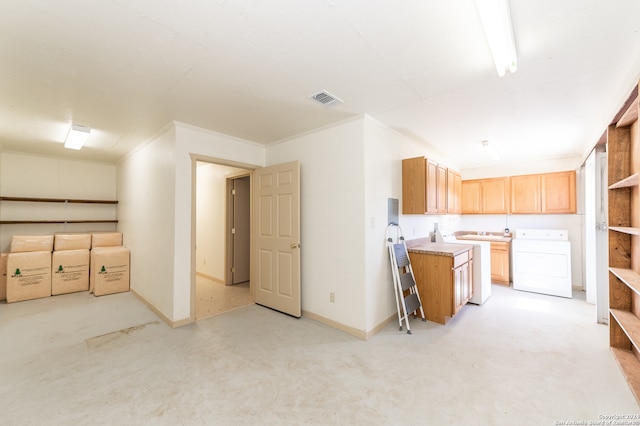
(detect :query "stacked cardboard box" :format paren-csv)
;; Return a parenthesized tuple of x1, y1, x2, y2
(6, 235, 53, 303)
(0, 252, 7, 301)
(52, 233, 91, 296)
(2, 232, 130, 303)
(90, 232, 130, 296)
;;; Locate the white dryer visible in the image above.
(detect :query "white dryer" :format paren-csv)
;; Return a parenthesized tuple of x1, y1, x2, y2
(512, 229, 572, 298)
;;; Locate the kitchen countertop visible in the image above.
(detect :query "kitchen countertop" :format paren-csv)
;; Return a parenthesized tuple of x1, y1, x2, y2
(407, 242, 474, 257)
(455, 232, 512, 243)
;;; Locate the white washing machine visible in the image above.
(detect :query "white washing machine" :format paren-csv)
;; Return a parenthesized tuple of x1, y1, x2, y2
(512, 229, 572, 298)
(436, 230, 491, 304)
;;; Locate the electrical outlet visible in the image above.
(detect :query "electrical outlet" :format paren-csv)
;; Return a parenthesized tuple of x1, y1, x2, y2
(330, 292, 335, 303)
(203, 258, 206, 265)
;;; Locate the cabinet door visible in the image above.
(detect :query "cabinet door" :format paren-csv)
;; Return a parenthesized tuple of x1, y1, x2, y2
(490, 242, 510, 285)
(511, 174, 541, 214)
(402, 157, 427, 214)
(542, 171, 576, 214)
(453, 260, 472, 313)
(482, 177, 510, 214)
(466, 259, 473, 300)
(447, 169, 461, 214)
(453, 264, 464, 314)
(447, 169, 456, 213)
(454, 173, 462, 214)
(426, 159, 439, 214)
(462, 180, 482, 214)
(437, 164, 447, 213)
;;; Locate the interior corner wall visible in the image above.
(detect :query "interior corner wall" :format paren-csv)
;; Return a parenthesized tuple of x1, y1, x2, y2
(117, 127, 177, 320)
(362, 116, 457, 333)
(173, 123, 265, 323)
(0, 152, 117, 251)
(117, 123, 264, 325)
(264, 118, 368, 332)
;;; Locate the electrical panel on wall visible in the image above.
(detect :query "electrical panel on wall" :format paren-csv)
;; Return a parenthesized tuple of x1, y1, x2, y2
(388, 198, 399, 225)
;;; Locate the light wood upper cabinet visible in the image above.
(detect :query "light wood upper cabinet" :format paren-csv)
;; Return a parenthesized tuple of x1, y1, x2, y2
(436, 164, 447, 214)
(402, 156, 460, 215)
(454, 172, 462, 214)
(426, 159, 439, 214)
(510, 171, 576, 214)
(461, 180, 482, 214)
(447, 169, 462, 214)
(463, 171, 576, 215)
(461, 178, 509, 214)
(542, 171, 576, 214)
(511, 174, 541, 214)
(402, 157, 427, 214)
(482, 177, 510, 214)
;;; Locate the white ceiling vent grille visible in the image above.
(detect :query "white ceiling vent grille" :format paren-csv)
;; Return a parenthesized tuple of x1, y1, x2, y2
(309, 90, 343, 106)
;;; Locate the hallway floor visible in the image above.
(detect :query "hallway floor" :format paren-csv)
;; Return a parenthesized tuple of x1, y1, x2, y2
(1, 285, 638, 425)
(195, 275, 252, 320)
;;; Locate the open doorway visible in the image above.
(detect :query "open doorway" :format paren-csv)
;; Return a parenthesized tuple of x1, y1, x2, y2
(195, 161, 253, 320)
(583, 148, 608, 324)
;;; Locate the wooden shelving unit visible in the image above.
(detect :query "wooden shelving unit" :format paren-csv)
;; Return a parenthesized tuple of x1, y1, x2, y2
(0, 196, 118, 225)
(608, 82, 640, 404)
(0, 196, 118, 204)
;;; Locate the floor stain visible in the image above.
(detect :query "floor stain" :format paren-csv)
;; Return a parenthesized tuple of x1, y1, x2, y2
(85, 321, 159, 351)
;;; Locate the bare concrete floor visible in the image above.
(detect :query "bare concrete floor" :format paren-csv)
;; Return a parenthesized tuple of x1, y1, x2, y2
(1, 285, 639, 425)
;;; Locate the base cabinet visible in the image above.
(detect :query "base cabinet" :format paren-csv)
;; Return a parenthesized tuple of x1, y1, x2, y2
(490, 241, 510, 285)
(409, 248, 473, 324)
(454, 257, 473, 314)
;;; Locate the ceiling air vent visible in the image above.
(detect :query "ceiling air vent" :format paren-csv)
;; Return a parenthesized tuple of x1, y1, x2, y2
(309, 90, 343, 106)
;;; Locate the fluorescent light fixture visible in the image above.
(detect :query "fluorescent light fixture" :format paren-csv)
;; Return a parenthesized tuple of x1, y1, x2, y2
(64, 124, 90, 150)
(482, 140, 500, 160)
(476, 0, 517, 77)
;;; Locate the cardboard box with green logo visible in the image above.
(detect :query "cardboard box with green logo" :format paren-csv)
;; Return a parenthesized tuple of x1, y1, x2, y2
(90, 246, 130, 296)
(6, 251, 52, 303)
(0, 252, 7, 301)
(52, 249, 90, 295)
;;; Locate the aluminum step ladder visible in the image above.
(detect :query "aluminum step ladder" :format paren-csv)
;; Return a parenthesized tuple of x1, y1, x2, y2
(386, 224, 426, 334)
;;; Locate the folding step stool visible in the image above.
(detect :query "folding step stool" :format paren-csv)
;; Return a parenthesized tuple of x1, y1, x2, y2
(386, 225, 426, 334)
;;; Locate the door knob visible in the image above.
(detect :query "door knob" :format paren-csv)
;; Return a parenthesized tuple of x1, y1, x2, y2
(290, 243, 301, 249)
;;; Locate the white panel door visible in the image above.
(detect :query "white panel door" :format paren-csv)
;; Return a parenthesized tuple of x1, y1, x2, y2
(252, 161, 300, 317)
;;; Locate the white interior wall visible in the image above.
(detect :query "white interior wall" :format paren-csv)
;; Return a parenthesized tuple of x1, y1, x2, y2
(363, 116, 459, 332)
(265, 118, 368, 331)
(264, 115, 459, 334)
(117, 126, 177, 318)
(117, 122, 264, 324)
(195, 162, 225, 281)
(173, 122, 264, 323)
(195, 162, 247, 281)
(461, 156, 583, 180)
(0, 152, 116, 251)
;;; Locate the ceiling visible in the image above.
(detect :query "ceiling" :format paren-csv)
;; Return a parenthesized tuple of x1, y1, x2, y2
(1, 0, 640, 169)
